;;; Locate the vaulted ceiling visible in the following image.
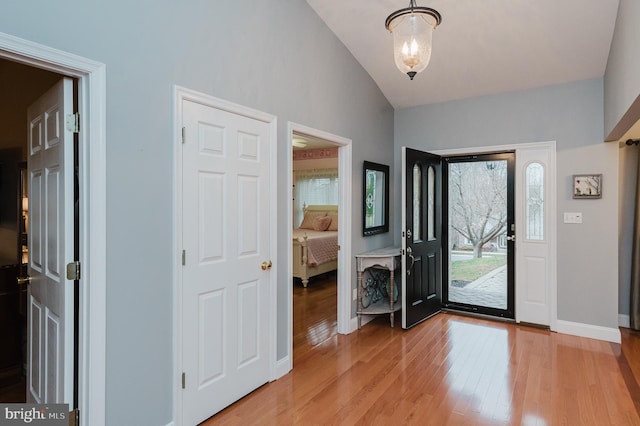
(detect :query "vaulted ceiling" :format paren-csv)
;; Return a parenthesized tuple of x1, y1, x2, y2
(306, 0, 620, 110)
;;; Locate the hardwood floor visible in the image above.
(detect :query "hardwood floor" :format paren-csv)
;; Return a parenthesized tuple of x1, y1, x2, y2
(293, 273, 338, 361)
(205, 282, 640, 425)
(0, 376, 25, 403)
(619, 328, 640, 416)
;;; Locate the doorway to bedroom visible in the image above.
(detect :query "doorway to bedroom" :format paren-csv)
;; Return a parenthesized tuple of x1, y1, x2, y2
(287, 123, 352, 365)
(292, 132, 339, 357)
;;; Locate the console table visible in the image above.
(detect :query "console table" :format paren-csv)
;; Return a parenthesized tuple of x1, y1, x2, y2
(355, 247, 401, 328)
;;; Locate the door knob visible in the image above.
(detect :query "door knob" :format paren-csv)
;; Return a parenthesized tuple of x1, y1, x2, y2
(16, 276, 31, 286)
(406, 247, 414, 276)
(261, 260, 272, 271)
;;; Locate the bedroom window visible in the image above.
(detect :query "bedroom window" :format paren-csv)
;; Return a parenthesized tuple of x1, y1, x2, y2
(293, 168, 339, 227)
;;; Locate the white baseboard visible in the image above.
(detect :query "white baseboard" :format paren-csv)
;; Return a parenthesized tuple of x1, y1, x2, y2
(353, 315, 625, 342)
(274, 356, 291, 380)
(556, 320, 621, 343)
(349, 315, 377, 332)
(619, 314, 630, 328)
(349, 316, 358, 332)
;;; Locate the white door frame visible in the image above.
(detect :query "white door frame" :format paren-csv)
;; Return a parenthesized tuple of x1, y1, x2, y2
(0, 32, 107, 424)
(283, 122, 352, 374)
(432, 141, 558, 331)
(173, 86, 279, 422)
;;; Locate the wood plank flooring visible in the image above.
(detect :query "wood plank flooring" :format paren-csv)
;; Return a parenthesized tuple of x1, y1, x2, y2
(0, 377, 25, 403)
(204, 278, 640, 425)
(292, 273, 338, 361)
(618, 328, 640, 416)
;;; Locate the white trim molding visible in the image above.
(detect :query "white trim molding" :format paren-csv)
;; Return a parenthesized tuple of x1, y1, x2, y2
(0, 32, 107, 426)
(619, 314, 630, 328)
(275, 356, 291, 380)
(556, 320, 621, 344)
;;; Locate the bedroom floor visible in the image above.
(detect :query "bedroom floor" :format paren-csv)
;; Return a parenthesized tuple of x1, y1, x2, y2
(293, 272, 337, 361)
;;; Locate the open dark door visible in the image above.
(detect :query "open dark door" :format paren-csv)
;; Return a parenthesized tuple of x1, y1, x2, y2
(401, 147, 442, 328)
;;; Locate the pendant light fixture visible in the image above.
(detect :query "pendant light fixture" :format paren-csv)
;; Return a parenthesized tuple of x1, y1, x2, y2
(385, 0, 441, 80)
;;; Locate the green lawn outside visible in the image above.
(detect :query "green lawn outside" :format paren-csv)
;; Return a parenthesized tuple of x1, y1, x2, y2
(451, 255, 507, 282)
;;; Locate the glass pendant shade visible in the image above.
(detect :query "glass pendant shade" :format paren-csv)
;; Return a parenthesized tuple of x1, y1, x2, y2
(385, 3, 441, 80)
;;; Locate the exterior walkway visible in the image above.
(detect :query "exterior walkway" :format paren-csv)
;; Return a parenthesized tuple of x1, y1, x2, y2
(448, 265, 507, 309)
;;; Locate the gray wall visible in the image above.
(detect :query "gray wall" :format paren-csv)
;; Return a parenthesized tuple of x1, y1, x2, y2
(0, 1, 394, 425)
(394, 78, 619, 329)
(604, 0, 640, 137)
(605, 0, 640, 320)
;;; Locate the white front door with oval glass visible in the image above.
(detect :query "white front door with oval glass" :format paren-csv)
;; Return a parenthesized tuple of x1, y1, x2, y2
(515, 145, 555, 326)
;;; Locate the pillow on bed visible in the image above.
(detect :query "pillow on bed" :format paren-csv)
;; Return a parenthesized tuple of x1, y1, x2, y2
(327, 212, 338, 231)
(299, 211, 327, 229)
(312, 215, 332, 231)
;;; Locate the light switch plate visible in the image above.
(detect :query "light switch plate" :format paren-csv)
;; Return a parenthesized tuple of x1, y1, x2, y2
(564, 212, 582, 224)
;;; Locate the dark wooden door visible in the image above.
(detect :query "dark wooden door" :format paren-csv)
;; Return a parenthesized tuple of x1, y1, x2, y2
(401, 147, 442, 328)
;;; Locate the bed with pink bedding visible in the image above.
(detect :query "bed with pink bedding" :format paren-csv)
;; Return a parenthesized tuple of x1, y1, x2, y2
(293, 205, 338, 287)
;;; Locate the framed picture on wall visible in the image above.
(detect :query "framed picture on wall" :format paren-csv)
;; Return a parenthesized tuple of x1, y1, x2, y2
(573, 174, 602, 199)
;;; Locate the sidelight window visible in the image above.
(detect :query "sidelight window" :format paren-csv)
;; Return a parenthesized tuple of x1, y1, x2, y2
(525, 162, 544, 240)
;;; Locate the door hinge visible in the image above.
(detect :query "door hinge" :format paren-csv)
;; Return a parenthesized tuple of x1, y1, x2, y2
(181, 127, 186, 144)
(66, 112, 80, 133)
(69, 408, 79, 426)
(182, 372, 186, 389)
(337, 245, 340, 251)
(66, 261, 81, 280)
(182, 250, 186, 266)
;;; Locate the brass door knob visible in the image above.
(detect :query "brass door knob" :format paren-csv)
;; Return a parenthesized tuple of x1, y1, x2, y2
(16, 276, 31, 286)
(261, 260, 272, 271)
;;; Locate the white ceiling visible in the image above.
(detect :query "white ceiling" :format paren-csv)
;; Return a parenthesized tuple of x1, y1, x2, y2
(306, 0, 619, 110)
(292, 132, 339, 151)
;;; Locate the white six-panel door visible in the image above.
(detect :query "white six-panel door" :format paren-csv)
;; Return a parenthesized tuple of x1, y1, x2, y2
(27, 78, 75, 404)
(181, 99, 272, 425)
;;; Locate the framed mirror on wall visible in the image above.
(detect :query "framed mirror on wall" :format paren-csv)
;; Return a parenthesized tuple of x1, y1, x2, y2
(363, 161, 389, 236)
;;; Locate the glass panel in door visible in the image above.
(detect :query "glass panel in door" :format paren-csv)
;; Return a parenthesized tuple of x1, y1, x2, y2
(444, 153, 515, 318)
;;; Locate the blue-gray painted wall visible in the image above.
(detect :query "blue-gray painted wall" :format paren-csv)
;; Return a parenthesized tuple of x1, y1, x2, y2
(0, 1, 394, 424)
(604, 0, 640, 319)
